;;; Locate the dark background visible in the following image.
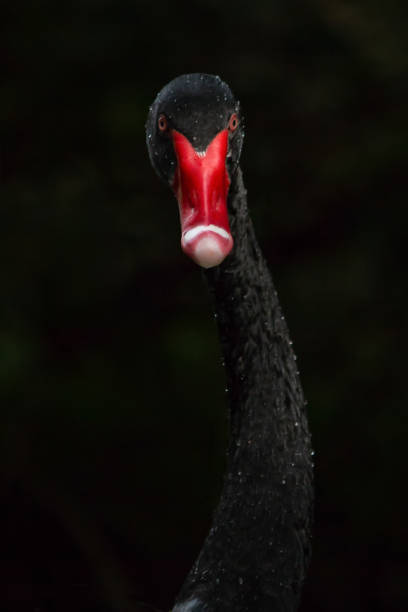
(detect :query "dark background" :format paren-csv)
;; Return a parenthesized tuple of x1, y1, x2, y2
(1, 1, 407, 611)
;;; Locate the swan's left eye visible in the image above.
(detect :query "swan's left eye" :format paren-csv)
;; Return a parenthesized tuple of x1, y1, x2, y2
(228, 113, 239, 132)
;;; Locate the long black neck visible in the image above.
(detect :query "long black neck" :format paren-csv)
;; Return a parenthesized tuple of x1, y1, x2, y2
(174, 168, 313, 612)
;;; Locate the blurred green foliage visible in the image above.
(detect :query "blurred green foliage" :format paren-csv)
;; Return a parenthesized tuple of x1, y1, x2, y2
(1, 1, 407, 610)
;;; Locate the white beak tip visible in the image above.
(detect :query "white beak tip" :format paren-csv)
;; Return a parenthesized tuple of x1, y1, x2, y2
(192, 235, 227, 268)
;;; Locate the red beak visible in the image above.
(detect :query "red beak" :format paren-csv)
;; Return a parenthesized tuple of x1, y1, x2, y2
(172, 129, 233, 268)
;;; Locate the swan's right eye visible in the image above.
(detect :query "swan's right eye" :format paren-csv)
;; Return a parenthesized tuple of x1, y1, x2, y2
(158, 114, 168, 132)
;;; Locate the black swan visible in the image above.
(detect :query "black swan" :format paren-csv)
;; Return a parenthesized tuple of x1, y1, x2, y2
(146, 74, 313, 612)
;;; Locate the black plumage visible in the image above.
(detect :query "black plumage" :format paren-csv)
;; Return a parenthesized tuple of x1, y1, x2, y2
(146, 74, 313, 612)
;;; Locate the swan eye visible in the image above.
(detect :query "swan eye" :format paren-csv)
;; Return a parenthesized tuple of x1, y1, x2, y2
(228, 113, 239, 132)
(158, 114, 168, 132)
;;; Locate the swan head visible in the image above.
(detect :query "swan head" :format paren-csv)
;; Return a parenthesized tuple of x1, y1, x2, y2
(146, 74, 244, 268)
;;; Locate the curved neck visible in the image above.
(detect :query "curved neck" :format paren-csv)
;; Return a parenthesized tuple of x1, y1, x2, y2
(174, 168, 313, 612)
